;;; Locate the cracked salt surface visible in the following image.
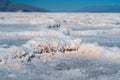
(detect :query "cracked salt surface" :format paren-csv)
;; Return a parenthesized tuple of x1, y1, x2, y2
(0, 13, 120, 80)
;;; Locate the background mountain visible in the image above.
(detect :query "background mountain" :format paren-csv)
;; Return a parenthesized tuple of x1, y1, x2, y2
(1, 0, 120, 12)
(0, 0, 49, 12)
(77, 5, 120, 12)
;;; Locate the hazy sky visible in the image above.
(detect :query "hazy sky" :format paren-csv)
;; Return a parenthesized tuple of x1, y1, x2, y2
(10, 0, 120, 11)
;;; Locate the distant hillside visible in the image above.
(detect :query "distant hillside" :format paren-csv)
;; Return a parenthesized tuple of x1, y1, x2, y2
(77, 5, 120, 12)
(0, 0, 49, 12)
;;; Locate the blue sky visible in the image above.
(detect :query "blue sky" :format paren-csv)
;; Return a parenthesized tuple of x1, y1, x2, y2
(10, 0, 120, 11)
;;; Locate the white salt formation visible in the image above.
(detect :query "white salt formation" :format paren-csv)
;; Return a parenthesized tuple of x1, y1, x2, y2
(0, 13, 120, 63)
(0, 13, 120, 80)
(0, 13, 120, 27)
(0, 37, 83, 63)
(0, 36, 120, 63)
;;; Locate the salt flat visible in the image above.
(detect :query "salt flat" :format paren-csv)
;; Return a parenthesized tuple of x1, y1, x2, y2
(0, 13, 120, 80)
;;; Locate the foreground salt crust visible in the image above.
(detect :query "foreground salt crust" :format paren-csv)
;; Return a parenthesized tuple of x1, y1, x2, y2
(1, 13, 120, 80)
(0, 13, 120, 64)
(0, 36, 120, 64)
(0, 36, 82, 63)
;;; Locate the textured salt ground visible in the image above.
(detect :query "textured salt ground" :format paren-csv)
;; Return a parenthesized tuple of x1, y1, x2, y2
(73, 34, 120, 48)
(0, 13, 120, 80)
(0, 54, 120, 80)
(1, 13, 120, 27)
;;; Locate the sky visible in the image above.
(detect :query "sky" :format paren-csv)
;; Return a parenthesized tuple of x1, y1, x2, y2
(10, 0, 120, 11)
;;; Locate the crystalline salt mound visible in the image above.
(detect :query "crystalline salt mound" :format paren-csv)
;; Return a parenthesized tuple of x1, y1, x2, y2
(23, 37, 83, 54)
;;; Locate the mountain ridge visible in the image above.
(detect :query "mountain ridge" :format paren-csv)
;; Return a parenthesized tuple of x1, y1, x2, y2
(0, 0, 49, 12)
